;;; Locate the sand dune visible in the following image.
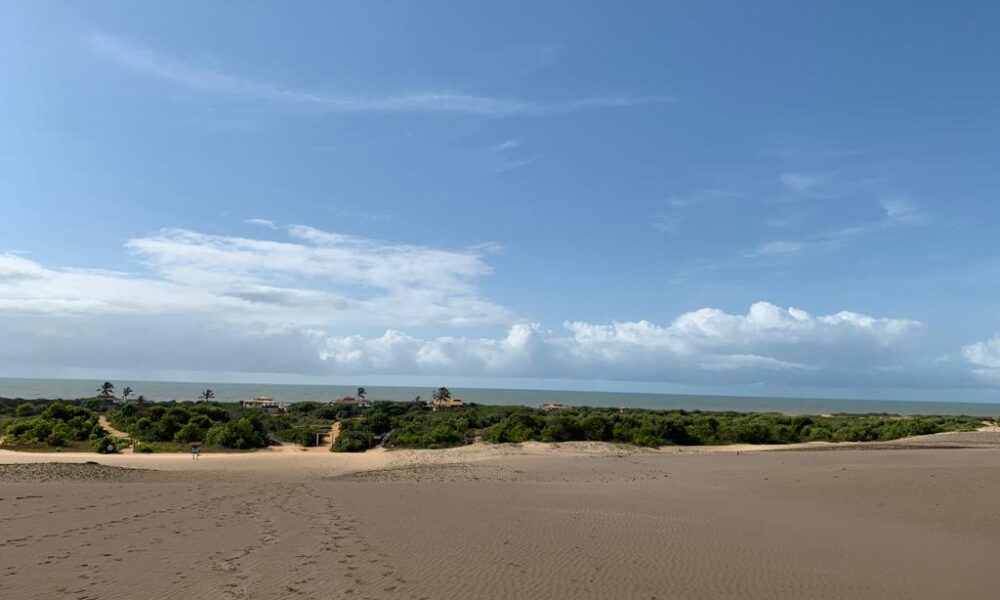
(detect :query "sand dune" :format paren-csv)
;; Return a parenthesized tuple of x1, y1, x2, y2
(2, 436, 1000, 599)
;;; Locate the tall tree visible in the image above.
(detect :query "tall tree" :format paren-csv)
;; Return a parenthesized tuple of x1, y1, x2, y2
(98, 381, 115, 398)
(199, 389, 215, 400)
(122, 387, 134, 402)
(357, 387, 367, 400)
(433, 387, 451, 401)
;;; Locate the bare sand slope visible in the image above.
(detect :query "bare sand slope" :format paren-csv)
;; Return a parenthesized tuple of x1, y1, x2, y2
(2, 442, 1000, 599)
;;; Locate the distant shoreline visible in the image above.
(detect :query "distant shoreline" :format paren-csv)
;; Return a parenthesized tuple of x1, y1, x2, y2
(3, 376, 1000, 415)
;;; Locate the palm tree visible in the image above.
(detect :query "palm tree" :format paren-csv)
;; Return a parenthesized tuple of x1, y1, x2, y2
(357, 387, 367, 401)
(199, 389, 215, 401)
(433, 387, 451, 402)
(98, 381, 115, 398)
(122, 387, 134, 402)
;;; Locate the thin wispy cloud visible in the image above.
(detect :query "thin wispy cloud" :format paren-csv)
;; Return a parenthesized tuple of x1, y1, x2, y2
(778, 172, 816, 191)
(245, 218, 278, 230)
(746, 240, 802, 257)
(664, 189, 740, 208)
(749, 198, 932, 259)
(492, 139, 522, 152)
(88, 32, 667, 117)
(493, 155, 541, 174)
(880, 197, 930, 226)
(764, 210, 811, 228)
(479, 138, 539, 173)
(652, 215, 680, 233)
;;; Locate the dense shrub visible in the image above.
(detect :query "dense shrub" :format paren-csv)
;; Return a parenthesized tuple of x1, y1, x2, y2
(204, 416, 269, 449)
(391, 414, 469, 448)
(91, 436, 120, 454)
(174, 422, 205, 444)
(2, 402, 101, 446)
(332, 420, 374, 452)
(15, 403, 37, 417)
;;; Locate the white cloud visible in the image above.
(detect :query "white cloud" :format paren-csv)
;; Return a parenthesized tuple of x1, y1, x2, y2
(0, 226, 508, 330)
(493, 155, 541, 174)
(664, 189, 740, 208)
(313, 302, 926, 385)
(964, 337, 1000, 369)
(89, 32, 666, 117)
(748, 198, 931, 262)
(479, 139, 539, 173)
(245, 218, 278, 229)
(746, 240, 802, 257)
(880, 196, 930, 226)
(962, 336, 1000, 381)
(652, 215, 680, 233)
(778, 173, 816, 191)
(0, 230, 960, 388)
(320, 323, 545, 375)
(492, 140, 521, 152)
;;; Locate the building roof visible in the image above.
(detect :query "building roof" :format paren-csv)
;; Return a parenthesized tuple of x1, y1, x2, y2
(432, 397, 465, 407)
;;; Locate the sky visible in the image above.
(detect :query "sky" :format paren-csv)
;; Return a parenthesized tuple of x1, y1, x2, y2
(2, 1, 1000, 401)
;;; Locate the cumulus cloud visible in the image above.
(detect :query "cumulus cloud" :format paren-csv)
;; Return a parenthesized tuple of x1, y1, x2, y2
(964, 336, 1000, 369)
(0, 228, 960, 387)
(313, 302, 927, 386)
(962, 336, 1000, 381)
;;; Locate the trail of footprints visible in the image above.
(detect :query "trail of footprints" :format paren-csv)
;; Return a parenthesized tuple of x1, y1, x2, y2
(208, 482, 410, 599)
(1, 484, 247, 600)
(2, 480, 412, 599)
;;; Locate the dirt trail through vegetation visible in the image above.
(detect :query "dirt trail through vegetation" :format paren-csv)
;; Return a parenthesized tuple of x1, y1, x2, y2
(98, 415, 130, 439)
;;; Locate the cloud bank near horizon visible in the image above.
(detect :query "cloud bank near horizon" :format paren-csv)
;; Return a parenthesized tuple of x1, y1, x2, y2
(0, 225, 996, 389)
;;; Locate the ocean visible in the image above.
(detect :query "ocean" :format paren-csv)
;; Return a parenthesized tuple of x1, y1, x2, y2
(2, 377, 999, 416)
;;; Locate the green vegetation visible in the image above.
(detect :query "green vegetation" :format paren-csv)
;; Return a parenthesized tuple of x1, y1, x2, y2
(0, 400, 102, 448)
(0, 391, 989, 454)
(329, 402, 984, 452)
(480, 408, 982, 446)
(97, 381, 115, 397)
(332, 420, 374, 452)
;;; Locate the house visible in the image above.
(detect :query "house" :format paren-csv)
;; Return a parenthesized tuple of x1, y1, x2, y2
(431, 397, 465, 410)
(96, 395, 121, 410)
(241, 396, 287, 414)
(333, 396, 371, 409)
(540, 402, 569, 412)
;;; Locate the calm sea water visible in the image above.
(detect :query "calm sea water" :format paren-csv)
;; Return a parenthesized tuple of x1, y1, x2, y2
(2, 377, 999, 416)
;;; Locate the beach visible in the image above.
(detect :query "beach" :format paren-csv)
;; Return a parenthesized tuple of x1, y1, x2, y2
(2, 434, 1000, 600)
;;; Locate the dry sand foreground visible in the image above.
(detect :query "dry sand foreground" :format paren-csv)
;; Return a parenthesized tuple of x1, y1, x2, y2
(2, 434, 1000, 600)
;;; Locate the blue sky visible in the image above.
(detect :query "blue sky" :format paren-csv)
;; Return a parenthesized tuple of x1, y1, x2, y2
(2, 1, 1000, 400)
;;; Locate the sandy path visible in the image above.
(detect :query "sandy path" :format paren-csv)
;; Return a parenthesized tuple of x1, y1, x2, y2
(305, 421, 340, 453)
(98, 416, 130, 439)
(4, 429, 1000, 469)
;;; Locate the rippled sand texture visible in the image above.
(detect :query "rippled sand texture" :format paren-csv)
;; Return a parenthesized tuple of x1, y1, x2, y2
(2, 445, 1000, 599)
